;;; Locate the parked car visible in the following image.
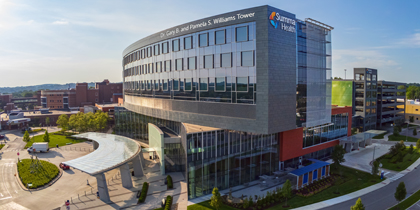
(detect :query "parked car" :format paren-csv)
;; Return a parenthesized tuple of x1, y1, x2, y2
(21, 127, 32, 132)
(59, 163, 70, 170)
(0, 135, 4, 139)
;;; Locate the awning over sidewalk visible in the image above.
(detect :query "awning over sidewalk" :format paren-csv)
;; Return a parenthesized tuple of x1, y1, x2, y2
(63, 132, 141, 175)
(339, 130, 386, 143)
(290, 160, 330, 176)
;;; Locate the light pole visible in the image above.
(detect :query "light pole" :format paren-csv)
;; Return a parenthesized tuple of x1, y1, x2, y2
(372, 145, 376, 162)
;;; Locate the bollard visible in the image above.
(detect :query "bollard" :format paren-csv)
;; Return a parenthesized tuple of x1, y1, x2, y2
(71, 197, 73, 203)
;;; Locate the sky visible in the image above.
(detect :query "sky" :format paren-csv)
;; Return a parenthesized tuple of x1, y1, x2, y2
(0, 0, 419, 87)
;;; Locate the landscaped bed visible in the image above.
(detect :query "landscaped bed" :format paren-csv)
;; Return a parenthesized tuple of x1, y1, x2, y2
(388, 134, 418, 142)
(0, 144, 4, 150)
(187, 165, 382, 210)
(24, 132, 85, 148)
(389, 187, 420, 210)
(376, 143, 420, 171)
(17, 159, 60, 189)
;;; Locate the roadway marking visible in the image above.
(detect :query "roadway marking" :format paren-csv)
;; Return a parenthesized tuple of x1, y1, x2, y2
(384, 172, 390, 176)
(0, 196, 12, 201)
(389, 173, 405, 181)
(1, 163, 13, 200)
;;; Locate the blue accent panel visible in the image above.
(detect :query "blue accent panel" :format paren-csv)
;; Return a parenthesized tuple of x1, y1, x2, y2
(290, 160, 330, 176)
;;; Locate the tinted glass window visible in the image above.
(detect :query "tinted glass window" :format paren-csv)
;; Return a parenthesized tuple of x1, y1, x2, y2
(237, 77, 248, 92)
(204, 55, 213, 69)
(154, 80, 159, 90)
(184, 36, 192, 49)
(173, 39, 180, 51)
(188, 57, 196, 70)
(141, 81, 144, 90)
(215, 77, 225, 91)
(154, 44, 160, 55)
(236, 26, 248, 42)
(148, 47, 152, 57)
(162, 42, 169, 53)
(165, 60, 171, 72)
(185, 78, 192, 91)
(173, 79, 179, 90)
(241, 51, 254, 66)
(156, 62, 162, 72)
(176, 58, 183, 70)
(199, 33, 208, 47)
(215, 30, 226, 45)
(221, 53, 231, 67)
(200, 78, 208, 91)
(163, 80, 168, 90)
(147, 80, 151, 90)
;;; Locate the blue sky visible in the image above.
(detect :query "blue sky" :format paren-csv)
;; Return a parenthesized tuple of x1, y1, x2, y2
(0, 0, 419, 87)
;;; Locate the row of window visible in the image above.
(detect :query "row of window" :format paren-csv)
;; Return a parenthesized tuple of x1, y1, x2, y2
(124, 77, 249, 92)
(123, 26, 250, 65)
(123, 51, 254, 77)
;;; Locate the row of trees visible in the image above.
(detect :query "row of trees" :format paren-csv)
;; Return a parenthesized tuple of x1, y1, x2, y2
(56, 111, 109, 133)
(23, 130, 50, 142)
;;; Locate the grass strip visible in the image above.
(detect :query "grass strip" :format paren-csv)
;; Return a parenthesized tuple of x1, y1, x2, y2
(389, 188, 420, 210)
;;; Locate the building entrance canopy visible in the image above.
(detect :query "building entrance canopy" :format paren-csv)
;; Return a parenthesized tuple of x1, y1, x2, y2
(63, 132, 141, 175)
(339, 130, 386, 143)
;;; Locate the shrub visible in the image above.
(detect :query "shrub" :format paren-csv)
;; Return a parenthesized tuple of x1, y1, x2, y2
(17, 159, 59, 189)
(138, 182, 149, 203)
(167, 175, 173, 189)
(409, 144, 414, 154)
(164, 195, 172, 210)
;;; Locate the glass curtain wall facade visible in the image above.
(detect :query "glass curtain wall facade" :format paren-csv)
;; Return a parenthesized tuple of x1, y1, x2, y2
(123, 22, 257, 104)
(302, 113, 348, 148)
(296, 20, 332, 127)
(187, 131, 278, 199)
(114, 107, 181, 144)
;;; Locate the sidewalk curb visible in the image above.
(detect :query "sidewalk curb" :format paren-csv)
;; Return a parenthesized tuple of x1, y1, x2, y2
(15, 162, 63, 191)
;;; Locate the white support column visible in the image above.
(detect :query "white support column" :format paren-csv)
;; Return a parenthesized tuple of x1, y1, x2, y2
(120, 163, 133, 189)
(132, 154, 144, 177)
(93, 141, 99, 150)
(95, 173, 110, 202)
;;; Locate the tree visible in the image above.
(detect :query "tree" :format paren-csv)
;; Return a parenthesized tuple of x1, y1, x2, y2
(210, 187, 222, 210)
(43, 130, 50, 142)
(56, 114, 69, 132)
(406, 85, 420, 100)
(351, 198, 365, 210)
(410, 116, 415, 123)
(45, 117, 50, 127)
(409, 144, 414, 154)
(333, 77, 343, 80)
(95, 111, 109, 132)
(23, 131, 30, 142)
(414, 128, 417, 136)
(332, 145, 346, 169)
(393, 126, 400, 136)
(395, 182, 407, 204)
(242, 197, 249, 209)
(417, 139, 420, 151)
(372, 161, 379, 176)
(282, 179, 292, 207)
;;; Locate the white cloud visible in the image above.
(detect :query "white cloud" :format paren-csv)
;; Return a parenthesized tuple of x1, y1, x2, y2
(52, 20, 69, 25)
(398, 33, 420, 47)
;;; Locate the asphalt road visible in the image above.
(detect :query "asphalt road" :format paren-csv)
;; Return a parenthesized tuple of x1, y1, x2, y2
(322, 162, 420, 210)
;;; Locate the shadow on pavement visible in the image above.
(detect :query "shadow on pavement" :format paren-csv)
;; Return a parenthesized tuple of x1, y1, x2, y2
(64, 169, 75, 174)
(35, 150, 65, 159)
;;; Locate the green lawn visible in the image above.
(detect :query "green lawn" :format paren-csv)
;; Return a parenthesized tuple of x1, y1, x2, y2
(377, 148, 420, 171)
(388, 134, 418, 142)
(188, 166, 382, 210)
(0, 144, 4, 150)
(17, 159, 59, 189)
(373, 132, 388, 139)
(24, 132, 85, 148)
(188, 201, 239, 210)
(389, 187, 420, 210)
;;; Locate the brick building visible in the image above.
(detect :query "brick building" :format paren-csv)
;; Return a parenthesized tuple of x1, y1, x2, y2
(39, 80, 122, 109)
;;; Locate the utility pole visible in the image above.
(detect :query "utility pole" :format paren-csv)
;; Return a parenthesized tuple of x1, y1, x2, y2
(344, 69, 347, 79)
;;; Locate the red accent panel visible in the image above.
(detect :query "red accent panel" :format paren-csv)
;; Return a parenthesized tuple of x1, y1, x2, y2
(279, 106, 352, 161)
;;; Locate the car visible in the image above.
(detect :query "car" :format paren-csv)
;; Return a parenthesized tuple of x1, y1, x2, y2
(0, 135, 4, 140)
(59, 163, 70, 170)
(21, 127, 32, 132)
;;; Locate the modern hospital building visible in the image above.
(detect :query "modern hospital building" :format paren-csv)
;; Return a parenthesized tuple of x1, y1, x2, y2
(116, 5, 353, 199)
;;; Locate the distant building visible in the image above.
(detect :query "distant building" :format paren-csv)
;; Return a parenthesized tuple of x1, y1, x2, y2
(39, 80, 122, 109)
(332, 68, 406, 132)
(402, 100, 420, 124)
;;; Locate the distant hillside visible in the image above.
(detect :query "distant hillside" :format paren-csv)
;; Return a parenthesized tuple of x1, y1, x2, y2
(0, 83, 96, 94)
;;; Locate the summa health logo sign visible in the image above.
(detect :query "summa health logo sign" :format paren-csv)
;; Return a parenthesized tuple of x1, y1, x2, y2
(268, 11, 296, 33)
